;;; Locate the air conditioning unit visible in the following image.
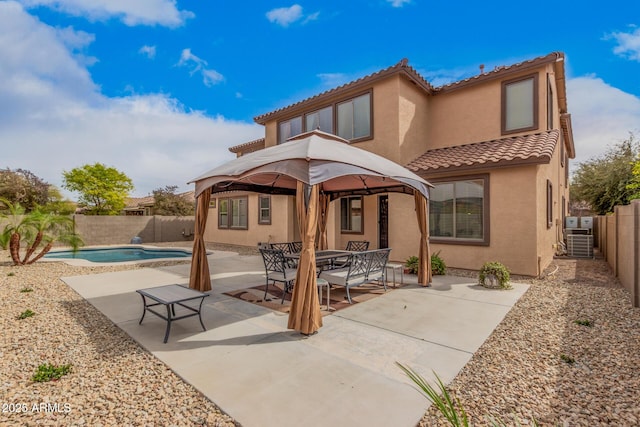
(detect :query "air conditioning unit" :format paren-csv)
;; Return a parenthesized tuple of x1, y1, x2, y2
(567, 234, 593, 258)
(565, 217, 578, 229)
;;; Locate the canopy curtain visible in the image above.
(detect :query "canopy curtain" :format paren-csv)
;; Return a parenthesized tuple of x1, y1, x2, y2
(317, 192, 330, 251)
(414, 190, 432, 286)
(189, 191, 212, 292)
(287, 182, 323, 334)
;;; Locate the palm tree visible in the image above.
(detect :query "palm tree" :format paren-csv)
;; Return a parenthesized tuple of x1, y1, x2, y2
(0, 198, 83, 265)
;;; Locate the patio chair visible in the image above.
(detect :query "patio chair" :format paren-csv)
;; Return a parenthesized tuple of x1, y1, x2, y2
(332, 240, 371, 269)
(259, 248, 297, 304)
(289, 241, 303, 253)
(270, 242, 297, 268)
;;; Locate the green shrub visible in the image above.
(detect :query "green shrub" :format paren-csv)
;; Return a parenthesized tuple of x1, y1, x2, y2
(7, 272, 15, 277)
(478, 261, 511, 289)
(32, 363, 72, 382)
(20, 287, 33, 293)
(560, 354, 575, 364)
(16, 309, 35, 320)
(431, 251, 447, 275)
(405, 256, 419, 274)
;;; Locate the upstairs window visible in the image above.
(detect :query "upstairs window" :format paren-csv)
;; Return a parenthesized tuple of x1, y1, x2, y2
(502, 74, 538, 134)
(305, 106, 333, 133)
(278, 116, 302, 144)
(337, 93, 371, 141)
(276, 91, 372, 143)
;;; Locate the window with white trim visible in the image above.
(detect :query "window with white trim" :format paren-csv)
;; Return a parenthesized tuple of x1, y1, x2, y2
(258, 195, 271, 225)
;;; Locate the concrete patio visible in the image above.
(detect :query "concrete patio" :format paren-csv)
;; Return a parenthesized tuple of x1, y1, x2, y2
(62, 250, 528, 427)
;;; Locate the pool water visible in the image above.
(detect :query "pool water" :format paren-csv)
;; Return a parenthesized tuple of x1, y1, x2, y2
(44, 246, 191, 263)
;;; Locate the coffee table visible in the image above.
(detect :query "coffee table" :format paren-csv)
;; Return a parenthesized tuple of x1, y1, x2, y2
(136, 284, 209, 343)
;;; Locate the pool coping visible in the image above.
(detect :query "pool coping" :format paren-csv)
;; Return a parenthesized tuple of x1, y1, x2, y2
(42, 244, 205, 267)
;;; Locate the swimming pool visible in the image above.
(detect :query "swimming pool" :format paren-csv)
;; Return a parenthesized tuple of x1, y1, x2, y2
(44, 246, 192, 263)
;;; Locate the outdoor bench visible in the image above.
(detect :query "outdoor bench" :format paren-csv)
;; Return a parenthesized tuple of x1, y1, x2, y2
(318, 248, 391, 304)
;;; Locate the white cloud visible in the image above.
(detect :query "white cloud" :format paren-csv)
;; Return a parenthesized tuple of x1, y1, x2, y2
(266, 4, 312, 27)
(0, 2, 262, 197)
(138, 44, 156, 59)
(317, 73, 349, 88)
(608, 26, 640, 61)
(177, 48, 225, 87)
(567, 75, 640, 166)
(387, 0, 411, 7)
(18, 0, 194, 27)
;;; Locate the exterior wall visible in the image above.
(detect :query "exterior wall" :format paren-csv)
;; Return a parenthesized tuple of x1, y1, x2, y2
(428, 66, 553, 148)
(72, 215, 194, 246)
(203, 193, 297, 246)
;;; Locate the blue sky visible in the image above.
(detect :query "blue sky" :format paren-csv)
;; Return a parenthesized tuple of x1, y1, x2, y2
(2, 0, 639, 197)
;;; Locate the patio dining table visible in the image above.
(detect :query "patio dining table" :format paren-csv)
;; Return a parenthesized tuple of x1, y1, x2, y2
(284, 250, 352, 269)
(284, 250, 353, 311)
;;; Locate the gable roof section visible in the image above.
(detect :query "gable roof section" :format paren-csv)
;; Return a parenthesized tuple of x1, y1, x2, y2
(407, 130, 559, 176)
(229, 137, 266, 155)
(253, 59, 434, 125)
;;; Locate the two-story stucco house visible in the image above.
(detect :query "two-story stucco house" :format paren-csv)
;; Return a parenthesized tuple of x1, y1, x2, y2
(203, 52, 575, 276)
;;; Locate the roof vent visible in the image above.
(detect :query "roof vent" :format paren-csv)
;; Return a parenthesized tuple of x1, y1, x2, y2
(479, 64, 485, 74)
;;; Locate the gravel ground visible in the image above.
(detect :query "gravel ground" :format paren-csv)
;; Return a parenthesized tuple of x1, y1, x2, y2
(1, 244, 638, 426)
(420, 256, 640, 426)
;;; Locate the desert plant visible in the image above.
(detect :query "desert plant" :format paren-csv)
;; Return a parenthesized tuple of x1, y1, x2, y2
(431, 251, 447, 275)
(20, 287, 33, 293)
(16, 309, 35, 319)
(0, 198, 83, 265)
(405, 255, 419, 274)
(32, 363, 72, 382)
(398, 363, 540, 426)
(478, 261, 511, 289)
(560, 354, 575, 364)
(574, 319, 593, 327)
(397, 363, 469, 426)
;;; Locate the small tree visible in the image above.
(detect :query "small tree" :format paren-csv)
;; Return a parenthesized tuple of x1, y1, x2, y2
(0, 198, 83, 265)
(152, 186, 195, 216)
(571, 133, 639, 215)
(62, 163, 134, 215)
(628, 153, 640, 201)
(0, 168, 50, 212)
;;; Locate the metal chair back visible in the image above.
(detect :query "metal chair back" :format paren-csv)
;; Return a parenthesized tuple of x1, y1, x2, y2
(345, 240, 370, 251)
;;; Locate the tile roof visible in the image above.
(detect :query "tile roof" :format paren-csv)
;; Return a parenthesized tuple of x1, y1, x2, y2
(253, 59, 434, 124)
(407, 130, 559, 175)
(434, 52, 564, 93)
(228, 138, 265, 154)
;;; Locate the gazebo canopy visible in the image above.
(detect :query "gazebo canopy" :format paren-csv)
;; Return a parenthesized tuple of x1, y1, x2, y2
(188, 130, 433, 335)
(190, 130, 431, 200)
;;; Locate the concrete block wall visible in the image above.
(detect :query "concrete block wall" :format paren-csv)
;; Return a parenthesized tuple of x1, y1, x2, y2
(596, 200, 640, 308)
(73, 215, 195, 246)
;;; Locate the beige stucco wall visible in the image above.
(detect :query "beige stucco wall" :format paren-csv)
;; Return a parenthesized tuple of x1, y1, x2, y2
(428, 65, 553, 148)
(203, 193, 298, 246)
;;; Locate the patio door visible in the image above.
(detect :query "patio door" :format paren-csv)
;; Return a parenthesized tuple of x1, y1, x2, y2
(378, 195, 388, 248)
